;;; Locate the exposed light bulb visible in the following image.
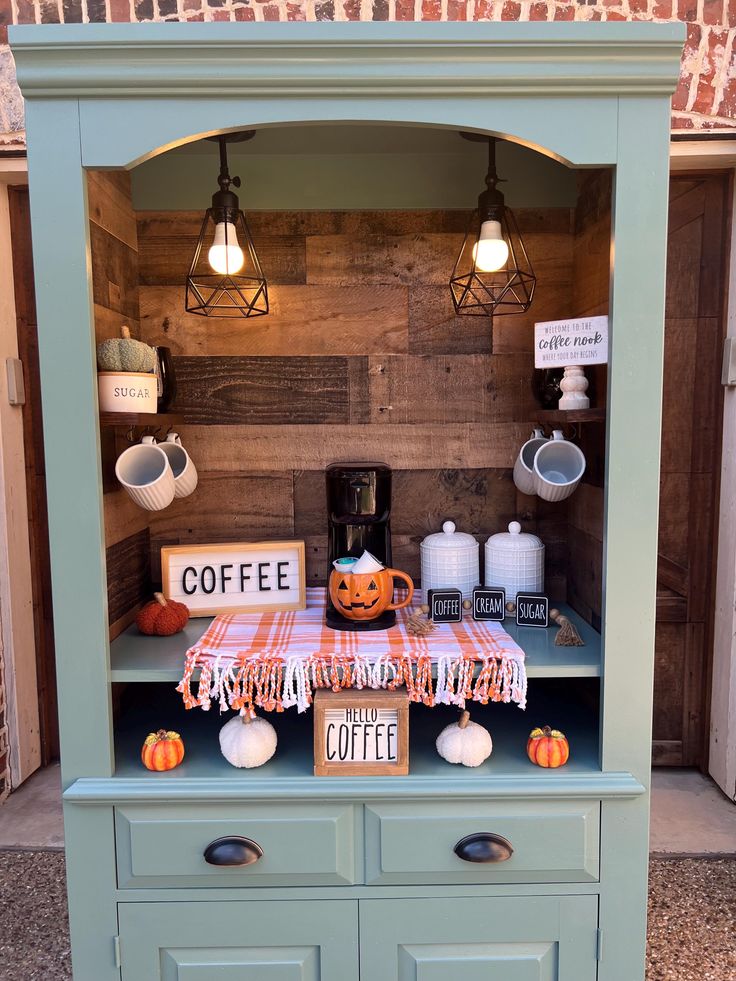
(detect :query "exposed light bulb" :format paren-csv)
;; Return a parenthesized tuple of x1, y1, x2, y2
(472, 219, 509, 272)
(208, 221, 245, 275)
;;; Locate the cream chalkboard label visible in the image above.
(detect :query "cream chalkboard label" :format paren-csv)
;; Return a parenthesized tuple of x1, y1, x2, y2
(313, 690, 409, 776)
(161, 541, 306, 617)
(534, 315, 609, 368)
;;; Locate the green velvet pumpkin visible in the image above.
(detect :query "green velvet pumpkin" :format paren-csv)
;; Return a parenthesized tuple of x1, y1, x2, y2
(96, 325, 156, 373)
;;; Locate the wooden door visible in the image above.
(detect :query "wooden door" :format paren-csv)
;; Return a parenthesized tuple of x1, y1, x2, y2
(653, 173, 730, 767)
(7, 186, 59, 764)
(118, 900, 359, 980)
(359, 895, 598, 980)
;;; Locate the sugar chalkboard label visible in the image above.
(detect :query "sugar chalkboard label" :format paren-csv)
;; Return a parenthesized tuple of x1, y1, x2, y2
(515, 593, 549, 628)
(473, 587, 506, 621)
(428, 588, 462, 623)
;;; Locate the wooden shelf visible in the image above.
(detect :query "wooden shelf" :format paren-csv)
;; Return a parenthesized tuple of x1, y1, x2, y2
(533, 408, 606, 424)
(99, 411, 184, 428)
(109, 604, 600, 683)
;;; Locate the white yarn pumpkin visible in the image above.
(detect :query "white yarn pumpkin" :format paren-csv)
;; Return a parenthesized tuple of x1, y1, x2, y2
(436, 710, 492, 767)
(219, 714, 277, 769)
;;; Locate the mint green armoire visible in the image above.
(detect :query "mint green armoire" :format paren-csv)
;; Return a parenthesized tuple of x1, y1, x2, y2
(10, 22, 683, 981)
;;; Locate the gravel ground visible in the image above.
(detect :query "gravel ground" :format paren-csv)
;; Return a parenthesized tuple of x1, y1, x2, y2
(0, 852, 733, 980)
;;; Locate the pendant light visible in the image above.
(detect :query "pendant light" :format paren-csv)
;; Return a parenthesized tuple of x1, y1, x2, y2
(450, 134, 536, 318)
(185, 132, 268, 318)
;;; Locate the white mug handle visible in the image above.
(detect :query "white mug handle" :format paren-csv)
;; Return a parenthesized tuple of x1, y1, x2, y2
(551, 429, 565, 441)
(165, 432, 182, 445)
(141, 435, 157, 445)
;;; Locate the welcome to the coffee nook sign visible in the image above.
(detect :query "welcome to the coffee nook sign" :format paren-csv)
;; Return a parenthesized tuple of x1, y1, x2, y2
(534, 315, 609, 368)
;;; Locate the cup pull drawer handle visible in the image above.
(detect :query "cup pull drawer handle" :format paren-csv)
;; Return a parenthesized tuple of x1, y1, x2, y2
(203, 836, 263, 867)
(454, 833, 514, 863)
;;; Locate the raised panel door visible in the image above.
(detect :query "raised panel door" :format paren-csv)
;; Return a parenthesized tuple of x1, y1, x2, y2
(118, 900, 359, 981)
(360, 895, 598, 981)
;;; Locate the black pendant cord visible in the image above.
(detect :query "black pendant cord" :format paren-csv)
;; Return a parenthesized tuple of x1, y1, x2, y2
(217, 136, 241, 195)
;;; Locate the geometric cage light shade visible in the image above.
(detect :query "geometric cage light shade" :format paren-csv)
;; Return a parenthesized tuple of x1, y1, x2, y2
(450, 207, 536, 317)
(185, 132, 269, 318)
(185, 209, 269, 318)
(450, 134, 536, 318)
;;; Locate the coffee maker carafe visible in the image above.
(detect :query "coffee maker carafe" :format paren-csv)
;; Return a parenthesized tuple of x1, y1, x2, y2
(325, 462, 394, 631)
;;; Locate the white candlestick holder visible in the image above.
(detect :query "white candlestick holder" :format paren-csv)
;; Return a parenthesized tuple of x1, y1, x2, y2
(558, 365, 590, 410)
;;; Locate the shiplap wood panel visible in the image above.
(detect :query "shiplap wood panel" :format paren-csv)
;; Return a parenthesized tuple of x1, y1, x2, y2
(104, 488, 149, 548)
(106, 528, 151, 626)
(171, 356, 357, 425)
(408, 286, 491, 356)
(139, 284, 408, 356)
(94, 303, 141, 345)
(87, 170, 138, 251)
(175, 423, 528, 473)
(367, 353, 536, 425)
(148, 472, 294, 543)
(90, 220, 140, 321)
(307, 223, 572, 289)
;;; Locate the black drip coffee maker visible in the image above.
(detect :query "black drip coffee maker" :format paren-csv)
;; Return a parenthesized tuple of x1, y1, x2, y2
(325, 462, 394, 631)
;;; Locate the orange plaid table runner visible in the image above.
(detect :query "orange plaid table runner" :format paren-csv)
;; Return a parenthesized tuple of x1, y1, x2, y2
(177, 588, 526, 715)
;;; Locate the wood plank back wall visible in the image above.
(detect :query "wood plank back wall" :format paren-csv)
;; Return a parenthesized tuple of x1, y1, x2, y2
(88, 171, 153, 638)
(566, 170, 611, 630)
(92, 169, 611, 637)
(136, 207, 574, 602)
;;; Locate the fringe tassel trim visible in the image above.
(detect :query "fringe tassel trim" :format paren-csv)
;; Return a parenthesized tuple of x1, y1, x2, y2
(177, 651, 527, 714)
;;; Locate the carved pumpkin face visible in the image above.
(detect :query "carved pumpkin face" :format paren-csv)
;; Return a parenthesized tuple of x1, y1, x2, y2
(328, 568, 415, 622)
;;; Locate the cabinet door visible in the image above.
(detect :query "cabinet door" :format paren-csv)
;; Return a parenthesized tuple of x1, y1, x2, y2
(119, 900, 358, 981)
(360, 895, 598, 981)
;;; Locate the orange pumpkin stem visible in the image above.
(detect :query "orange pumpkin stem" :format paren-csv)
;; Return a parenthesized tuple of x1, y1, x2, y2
(458, 710, 471, 730)
(154, 592, 168, 607)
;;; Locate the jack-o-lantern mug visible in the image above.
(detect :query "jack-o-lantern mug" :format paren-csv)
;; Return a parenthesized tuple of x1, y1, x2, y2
(328, 568, 414, 622)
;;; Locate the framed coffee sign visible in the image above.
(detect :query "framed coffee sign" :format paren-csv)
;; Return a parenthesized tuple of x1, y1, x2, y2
(313, 690, 409, 776)
(161, 541, 306, 616)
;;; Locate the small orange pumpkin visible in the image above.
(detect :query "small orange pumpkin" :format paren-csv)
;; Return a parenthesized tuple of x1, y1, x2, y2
(141, 730, 185, 771)
(527, 726, 570, 768)
(137, 592, 190, 636)
(328, 568, 414, 622)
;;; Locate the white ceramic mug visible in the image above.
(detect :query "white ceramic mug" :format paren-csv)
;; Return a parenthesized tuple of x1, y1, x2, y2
(532, 429, 586, 502)
(158, 432, 198, 499)
(513, 428, 548, 496)
(115, 436, 176, 511)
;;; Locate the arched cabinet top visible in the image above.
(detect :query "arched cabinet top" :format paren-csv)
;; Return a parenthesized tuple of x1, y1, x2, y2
(11, 22, 684, 170)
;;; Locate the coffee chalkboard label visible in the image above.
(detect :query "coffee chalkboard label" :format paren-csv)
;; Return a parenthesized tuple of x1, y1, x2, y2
(515, 593, 549, 628)
(428, 588, 463, 623)
(473, 587, 506, 621)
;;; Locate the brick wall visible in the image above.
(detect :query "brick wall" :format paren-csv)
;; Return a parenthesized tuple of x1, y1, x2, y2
(1, 0, 735, 148)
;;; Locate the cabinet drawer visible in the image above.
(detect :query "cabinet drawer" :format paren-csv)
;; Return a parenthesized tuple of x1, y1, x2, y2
(115, 803, 360, 888)
(365, 800, 599, 884)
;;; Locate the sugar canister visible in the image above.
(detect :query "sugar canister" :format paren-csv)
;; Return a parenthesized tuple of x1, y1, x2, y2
(420, 520, 480, 601)
(484, 521, 544, 601)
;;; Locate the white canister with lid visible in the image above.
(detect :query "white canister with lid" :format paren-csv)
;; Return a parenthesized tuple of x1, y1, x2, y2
(420, 520, 480, 602)
(484, 521, 544, 602)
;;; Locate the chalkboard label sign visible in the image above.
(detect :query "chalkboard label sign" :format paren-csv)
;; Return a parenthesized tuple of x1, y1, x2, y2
(473, 587, 506, 621)
(161, 541, 306, 617)
(427, 588, 463, 623)
(515, 593, 549, 628)
(313, 690, 409, 776)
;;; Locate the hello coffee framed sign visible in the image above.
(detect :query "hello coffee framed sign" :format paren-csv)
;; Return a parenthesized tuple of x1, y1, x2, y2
(313, 689, 409, 776)
(161, 541, 306, 616)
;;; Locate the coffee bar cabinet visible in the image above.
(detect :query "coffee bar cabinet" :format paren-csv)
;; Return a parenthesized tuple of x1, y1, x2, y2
(10, 22, 684, 981)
